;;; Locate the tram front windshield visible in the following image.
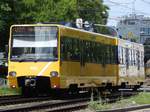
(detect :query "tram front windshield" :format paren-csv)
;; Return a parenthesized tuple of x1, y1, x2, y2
(11, 26, 58, 61)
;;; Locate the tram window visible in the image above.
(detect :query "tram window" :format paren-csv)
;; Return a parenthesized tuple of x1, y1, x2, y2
(133, 50, 135, 66)
(100, 43, 103, 64)
(110, 46, 112, 64)
(105, 45, 108, 64)
(66, 38, 71, 60)
(142, 52, 144, 67)
(121, 47, 124, 65)
(101, 44, 106, 65)
(71, 39, 80, 61)
(116, 46, 118, 64)
(110, 45, 113, 64)
(92, 42, 95, 63)
(134, 49, 136, 66)
(89, 41, 93, 63)
(97, 43, 101, 64)
(135, 50, 137, 66)
(140, 51, 144, 67)
(93, 42, 97, 63)
(127, 48, 129, 65)
(111, 46, 115, 64)
(118, 46, 122, 64)
(61, 37, 73, 61)
(95, 43, 100, 63)
(131, 49, 134, 66)
(61, 37, 68, 60)
(105, 45, 110, 64)
(131, 49, 133, 66)
(88, 41, 92, 62)
(125, 48, 129, 68)
(111, 45, 116, 64)
(60, 38, 65, 60)
(84, 41, 89, 62)
(123, 47, 126, 65)
(129, 49, 131, 66)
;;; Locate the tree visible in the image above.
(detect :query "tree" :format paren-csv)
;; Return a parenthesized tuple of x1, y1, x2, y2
(0, 0, 109, 51)
(77, 0, 109, 24)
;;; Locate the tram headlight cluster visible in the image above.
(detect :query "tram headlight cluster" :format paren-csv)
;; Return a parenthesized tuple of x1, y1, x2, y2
(50, 71, 59, 77)
(9, 71, 17, 77)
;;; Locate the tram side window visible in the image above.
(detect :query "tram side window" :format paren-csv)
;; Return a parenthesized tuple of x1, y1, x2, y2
(137, 50, 140, 69)
(71, 39, 80, 61)
(60, 38, 65, 60)
(102, 44, 106, 65)
(60, 37, 71, 61)
(123, 47, 126, 65)
(105, 45, 110, 64)
(66, 38, 72, 60)
(109, 46, 113, 64)
(140, 51, 144, 67)
(126, 48, 129, 67)
(129, 49, 132, 66)
(100, 43, 103, 64)
(97, 43, 101, 63)
(61, 37, 69, 60)
(131, 49, 134, 66)
(92, 42, 98, 63)
(121, 47, 123, 64)
(141, 52, 144, 67)
(112, 46, 117, 64)
(135, 50, 137, 66)
(96, 43, 100, 63)
(84, 41, 90, 62)
(118, 46, 122, 64)
(133, 50, 135, 66)
(61, 37, 81, 61)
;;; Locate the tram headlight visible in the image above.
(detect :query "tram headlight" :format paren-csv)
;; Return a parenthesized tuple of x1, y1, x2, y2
(50, 71, 59, 77)
(9, 71, 16, 77)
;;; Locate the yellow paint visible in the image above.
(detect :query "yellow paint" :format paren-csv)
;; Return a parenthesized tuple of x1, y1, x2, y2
(7, 77, 18, 88)
(60, 26, 117, 45)
(60, 61, 118, 88)
(8, 61, 60, 87)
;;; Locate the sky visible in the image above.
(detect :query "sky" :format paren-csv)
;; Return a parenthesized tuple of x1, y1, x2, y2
(103, 0, 150, 26)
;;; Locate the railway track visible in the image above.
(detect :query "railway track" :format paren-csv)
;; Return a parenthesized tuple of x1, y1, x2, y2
(0, 95, 22, 101)
(0, 90, 144, 112)
(96, 104, 150, 112)
(0, 98, 89, 112)
(0, 95, 54, 106)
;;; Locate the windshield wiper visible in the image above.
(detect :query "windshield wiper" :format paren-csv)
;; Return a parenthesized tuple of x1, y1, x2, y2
(11, 57, 37, 62)
(11, 57, 58, 62)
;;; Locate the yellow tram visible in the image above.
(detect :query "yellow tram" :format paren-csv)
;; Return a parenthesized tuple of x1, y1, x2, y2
(7, 24, 145, 94)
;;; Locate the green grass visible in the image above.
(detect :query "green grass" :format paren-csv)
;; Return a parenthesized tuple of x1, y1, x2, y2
(0, 87, 21, 96)
(89, 92, 150, 111)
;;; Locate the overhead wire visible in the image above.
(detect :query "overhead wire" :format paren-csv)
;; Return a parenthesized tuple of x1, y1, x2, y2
(104, 0, 150, 16)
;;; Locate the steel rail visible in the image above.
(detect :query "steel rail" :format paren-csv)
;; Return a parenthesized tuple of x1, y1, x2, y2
(96, 104, 150, 112)
(0, 98, 90, 112)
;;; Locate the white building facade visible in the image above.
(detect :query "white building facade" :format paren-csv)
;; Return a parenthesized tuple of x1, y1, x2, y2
(117, 14, 150, 44)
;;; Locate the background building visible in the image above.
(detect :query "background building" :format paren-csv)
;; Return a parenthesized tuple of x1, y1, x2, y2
(117, 14, 150, 44)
